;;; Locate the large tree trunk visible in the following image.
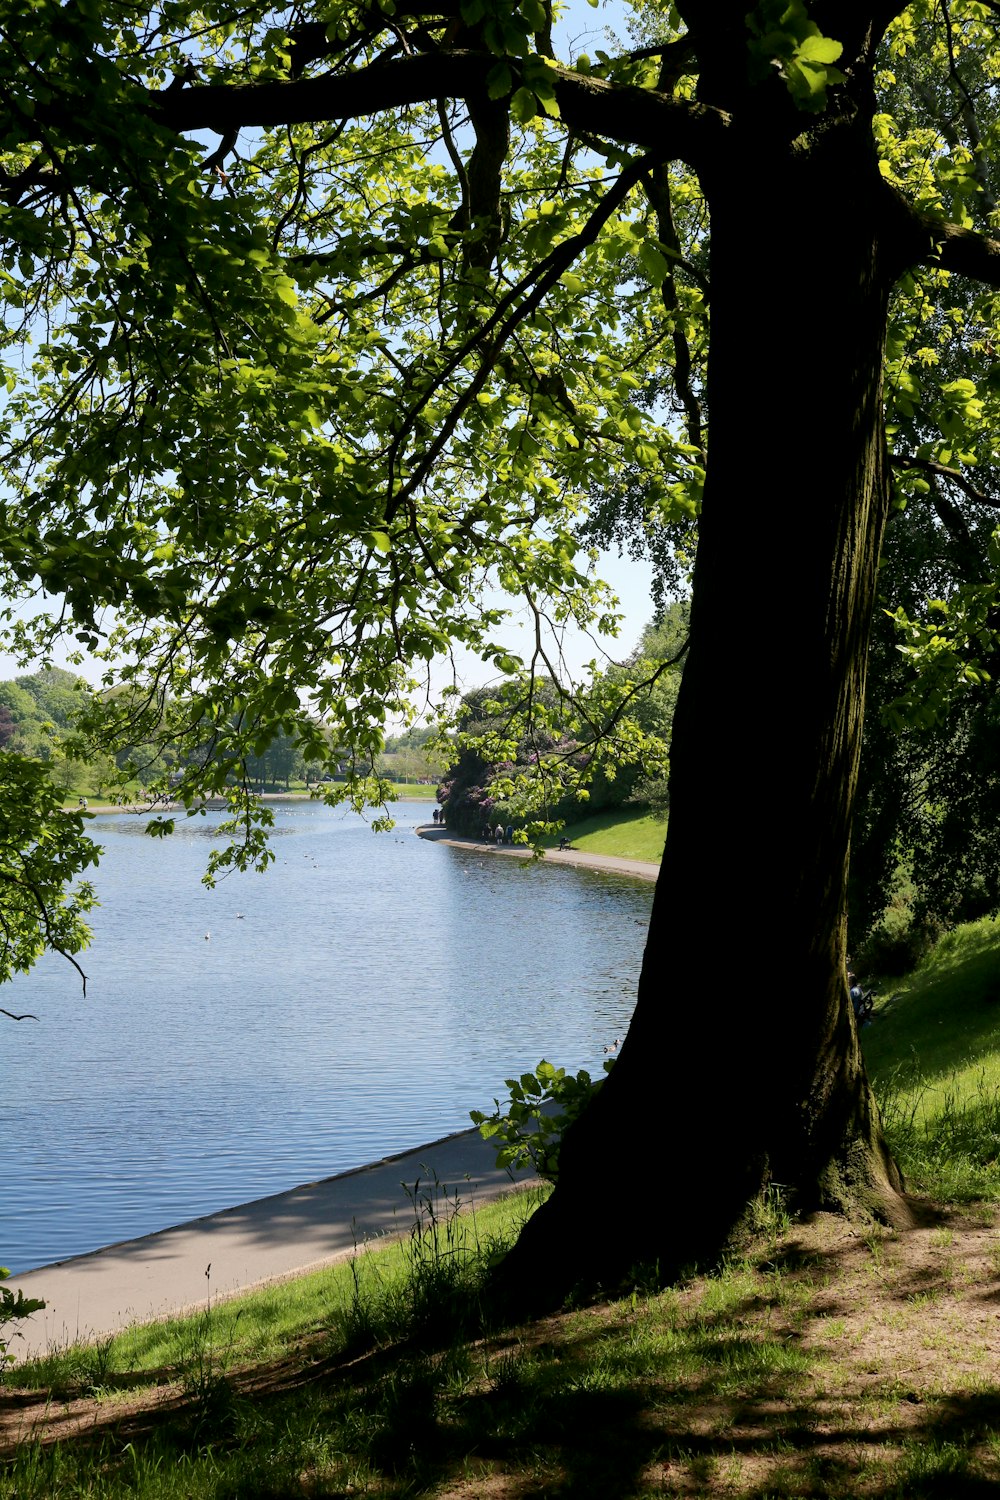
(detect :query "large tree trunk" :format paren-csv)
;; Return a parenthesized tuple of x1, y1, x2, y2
(498, 88, 911, 1302)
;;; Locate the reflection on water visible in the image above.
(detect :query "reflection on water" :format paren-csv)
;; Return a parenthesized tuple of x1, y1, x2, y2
(1, 800, 652, 1272)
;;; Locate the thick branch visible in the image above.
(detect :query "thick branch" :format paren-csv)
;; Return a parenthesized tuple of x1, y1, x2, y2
(0, 153, 59, 206)
(895, 196, 1000, 286)
(914, 80, 998, 220)
(925, 474, 988, 584)
(151, 52, 727, 168)
(643, 165, 706, 462)
(462, 90, 510, 267)
(385, 153, 658, 516)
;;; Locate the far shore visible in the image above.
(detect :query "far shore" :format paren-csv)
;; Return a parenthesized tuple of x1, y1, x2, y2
(65, 788, 437, 815)
(57, 799, 658, 881)
(415, 823, 659, 882)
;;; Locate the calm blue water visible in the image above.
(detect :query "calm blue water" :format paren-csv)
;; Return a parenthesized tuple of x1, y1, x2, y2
(0, 800, 653, 1273)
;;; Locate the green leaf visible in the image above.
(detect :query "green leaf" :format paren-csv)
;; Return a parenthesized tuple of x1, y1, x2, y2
(797, 34, 843, 63)
(486, 61, 512, 98)
(510, 86, 537, 124)
(637, 241, 671, 284)
(520, 0, 547, 30)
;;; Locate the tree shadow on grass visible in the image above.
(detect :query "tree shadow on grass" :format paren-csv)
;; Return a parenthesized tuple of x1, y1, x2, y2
(6, 1210, 1000, 1498)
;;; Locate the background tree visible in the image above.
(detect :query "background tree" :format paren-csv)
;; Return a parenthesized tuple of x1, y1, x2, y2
(244, 727, 304, 792)
(382, 725, 446, 784)
(608, 604, 687, 816)
(1, 1, 1000, 1291)
(440, 608, 683, 827)
(438, 677, 576, 834)
(0, 707, 16, 751)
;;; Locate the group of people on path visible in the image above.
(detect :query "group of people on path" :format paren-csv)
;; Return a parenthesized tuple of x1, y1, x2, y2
(430, 806, 516, 846)
(430, 807, 576, 856)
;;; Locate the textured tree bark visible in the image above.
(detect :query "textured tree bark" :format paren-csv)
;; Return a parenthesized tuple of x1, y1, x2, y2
(497, 83, 911, 1303)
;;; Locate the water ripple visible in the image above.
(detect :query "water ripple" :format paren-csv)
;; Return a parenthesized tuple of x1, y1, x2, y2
(1, 802, 652, 1271)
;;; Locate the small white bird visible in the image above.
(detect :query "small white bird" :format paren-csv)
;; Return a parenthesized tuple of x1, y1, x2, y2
(204, 932, 211, 940)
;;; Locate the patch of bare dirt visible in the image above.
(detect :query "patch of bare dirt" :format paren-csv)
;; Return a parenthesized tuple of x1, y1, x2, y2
(0, 1380, 185, 1454)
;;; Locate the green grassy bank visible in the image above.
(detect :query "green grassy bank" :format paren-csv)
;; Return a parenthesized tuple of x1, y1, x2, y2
(862, 913, 1000, 1202)
(546, 805, 667, 863)
(7, 920, 1000, 1496)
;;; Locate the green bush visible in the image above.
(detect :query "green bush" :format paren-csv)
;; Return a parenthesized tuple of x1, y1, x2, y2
(0, 1268, 44, 1376)
(856, 912, 944, 976)
(471, 1059, 610, 1181)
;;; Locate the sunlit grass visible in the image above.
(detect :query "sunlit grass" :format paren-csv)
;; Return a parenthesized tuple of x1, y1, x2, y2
(864, 915, 1000, 1199)
(0, 1186, 871, 1500)
(8, 1179, 997, 1499)
(11, 1184, 548, 1392)
(545, 806, 666, 862)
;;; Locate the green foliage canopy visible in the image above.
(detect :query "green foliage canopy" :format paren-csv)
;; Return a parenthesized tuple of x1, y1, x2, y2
(0, 2, 997, 968)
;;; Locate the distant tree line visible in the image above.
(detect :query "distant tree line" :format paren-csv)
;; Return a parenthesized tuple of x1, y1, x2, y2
(0, 667, 327, 798)
(381, 725, 447, 784)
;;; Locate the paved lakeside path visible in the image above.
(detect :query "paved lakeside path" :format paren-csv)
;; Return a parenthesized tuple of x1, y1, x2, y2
(416, 823, 661, 882)
(6, 1128, 539, 1363)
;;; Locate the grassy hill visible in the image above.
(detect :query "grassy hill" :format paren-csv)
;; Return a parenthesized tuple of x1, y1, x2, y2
(7, 920, 1000, 1496)
(862, 914, 1000, 1203)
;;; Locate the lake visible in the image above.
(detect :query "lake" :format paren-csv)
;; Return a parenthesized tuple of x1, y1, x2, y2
(1, 799, 654, 1273)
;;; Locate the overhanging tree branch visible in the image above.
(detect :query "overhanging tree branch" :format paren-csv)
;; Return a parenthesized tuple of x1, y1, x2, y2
(892, 454, 1000, 510)
(150, 52, 728, 169)
(288, 6, 460, 75)
(384, 152, 659, 517)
